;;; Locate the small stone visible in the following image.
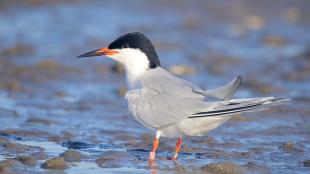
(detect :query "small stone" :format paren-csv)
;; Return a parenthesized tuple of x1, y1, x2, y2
(62, 131, 75, 140)
(41, 157, 68, 170)
(303, 160, 310, 167)
(95, 151, 127, 168)
(62, 141, 93, 149)
(279, 141, 295, 151)
(0, 159, 23, 174)
(263, 35, 287, 47)
(59, 150, 82, 163)
(13, 155, 37, 166)
(26, 117, 57, 125)
(244, 15, 265, 30)
(0, 43, 34, 57)
(284, 8, 301, 23)
(243, 162, 270, 174)
(37, 60, 60, 71)
(30, 151, 48, 160)
(54, 91, 67, 98)
(201, 162, 247, 174)
(117, 87, 127, 97)
(169, 64, 195, 75)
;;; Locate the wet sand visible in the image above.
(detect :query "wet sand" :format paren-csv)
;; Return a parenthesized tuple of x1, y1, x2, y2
(0, 0, 309, 173)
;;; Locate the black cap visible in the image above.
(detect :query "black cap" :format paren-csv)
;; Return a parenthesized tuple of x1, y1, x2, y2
(108, 32, 161, 69)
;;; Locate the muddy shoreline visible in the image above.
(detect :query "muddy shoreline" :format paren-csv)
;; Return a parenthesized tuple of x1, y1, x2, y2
(0, 0, 309, 173)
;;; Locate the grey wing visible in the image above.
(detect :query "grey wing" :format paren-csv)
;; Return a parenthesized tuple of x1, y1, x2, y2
(193, 76, 243, 101)
(141, 68, 242, 101)
(125, 88, 209, 129)
(140, 67, 205, 98)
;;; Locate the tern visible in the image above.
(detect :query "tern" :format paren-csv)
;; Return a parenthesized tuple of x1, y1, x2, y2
(78, 32, 290, 161)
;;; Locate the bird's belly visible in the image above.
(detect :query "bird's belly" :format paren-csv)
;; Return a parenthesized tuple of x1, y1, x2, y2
(126, 97, 157, 129)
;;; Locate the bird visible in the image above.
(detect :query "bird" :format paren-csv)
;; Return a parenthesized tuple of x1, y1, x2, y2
(78, 32, 290, 161)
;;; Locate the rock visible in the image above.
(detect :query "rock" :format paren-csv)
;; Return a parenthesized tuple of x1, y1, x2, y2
(1, 141, 42, 154)
(263, 35, 287, 47)
(41, 157, 68, 170)
(26, 117, 57, 125)
(303, 160, 310, 167)
(244, 15, 265, 30)
(37, 60, 60, 71)
(0, 81, 22, 92)
(279, 141, 295, 151)
(202, 55, 242, 75)
(244, 79, 284, 94)
(116, 87, 127, 97)
(76, 100, 92, 111)
(0, 159, 23, 174)
(62, 141, 93, 149)
(174, 164, 189, 173)
(0, 129, 50, 139)
(169, 64, 195, 75)
(0, 43, 34, 57)
(54, 91, 67, 98)
(30, 151, 48, 160)
(0, 109, 19, 118)
(13, 155, 37, 166)
(284, 8, 301, 23)
(279, 141, 303, 152)
(191, 136, 217, 146)
(59, 150, 82, 163)
(243, 162, 270, 174)
(48, 135, 65, 142)
(95, 151, 128, 168)
(182, 15, 201, 29)
(62, 131, 75, 141)
(201, 162, 247, 174)
(0, 160, 23, 168)
(0, 137, 8, 143)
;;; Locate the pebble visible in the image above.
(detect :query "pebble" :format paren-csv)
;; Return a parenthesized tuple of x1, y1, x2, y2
(201, 162, 247, 174)
(59, 150, 82, 163)
(41, 157, 68, 170)
(303, 160, 310, 167)
(169, 64, 195, 75)
(13, 155, 37, 166)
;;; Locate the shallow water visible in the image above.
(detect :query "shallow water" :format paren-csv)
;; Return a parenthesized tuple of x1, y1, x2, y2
(0, 0, 309, 173)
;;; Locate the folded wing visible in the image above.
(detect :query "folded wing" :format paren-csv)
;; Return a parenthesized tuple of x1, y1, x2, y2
(193, 76, 243, 101)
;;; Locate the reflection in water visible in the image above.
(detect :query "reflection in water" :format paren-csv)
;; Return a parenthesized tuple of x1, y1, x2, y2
(149, 160, 158, 174)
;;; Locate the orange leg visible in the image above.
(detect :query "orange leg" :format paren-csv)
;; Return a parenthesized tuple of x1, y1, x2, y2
(172, 136, 182, 160)
(149, 131, 161, 162)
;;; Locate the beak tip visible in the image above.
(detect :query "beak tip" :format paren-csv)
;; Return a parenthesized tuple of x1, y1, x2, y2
(77, 47, 116, 59)
(77, 52, 95, 58)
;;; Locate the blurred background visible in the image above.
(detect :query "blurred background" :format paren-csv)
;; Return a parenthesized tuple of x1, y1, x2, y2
(0, 0, 309, 173)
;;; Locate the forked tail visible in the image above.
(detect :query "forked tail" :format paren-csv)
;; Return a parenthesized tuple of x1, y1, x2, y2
(189, 97, 290, 118)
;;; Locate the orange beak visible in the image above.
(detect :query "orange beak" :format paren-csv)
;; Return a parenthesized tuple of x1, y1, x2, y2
(77, 47, 119, 58)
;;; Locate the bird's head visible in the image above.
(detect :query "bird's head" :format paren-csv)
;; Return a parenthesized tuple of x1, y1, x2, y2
(78, 32, 161, 71)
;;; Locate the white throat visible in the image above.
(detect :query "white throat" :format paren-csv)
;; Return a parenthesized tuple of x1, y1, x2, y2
(109, 48, 150, 89)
